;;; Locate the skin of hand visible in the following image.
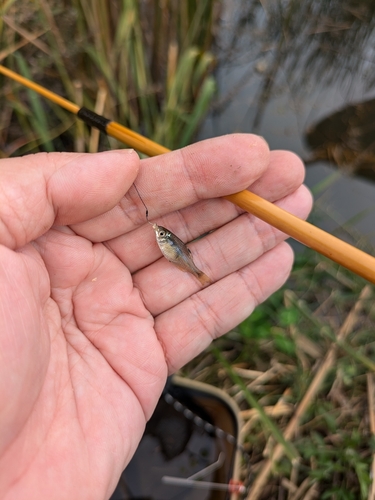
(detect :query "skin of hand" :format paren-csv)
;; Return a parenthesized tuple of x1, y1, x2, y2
(0, 134, 312, 500)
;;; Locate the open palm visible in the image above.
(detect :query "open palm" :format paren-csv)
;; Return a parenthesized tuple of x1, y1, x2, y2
(0, 135, 311, 500)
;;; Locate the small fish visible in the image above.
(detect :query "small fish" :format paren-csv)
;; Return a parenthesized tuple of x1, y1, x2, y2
(132, 183, 211, 286)
(152, 223, 211, 286)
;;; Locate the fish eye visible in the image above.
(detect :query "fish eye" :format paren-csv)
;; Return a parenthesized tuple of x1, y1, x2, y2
(159, 231, 165, 237)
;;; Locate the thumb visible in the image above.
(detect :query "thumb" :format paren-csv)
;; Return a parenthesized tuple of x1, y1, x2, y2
(0, 149, 139, 249)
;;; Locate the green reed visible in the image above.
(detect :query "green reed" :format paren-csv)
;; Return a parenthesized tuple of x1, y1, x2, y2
(0, 0, 218, 155)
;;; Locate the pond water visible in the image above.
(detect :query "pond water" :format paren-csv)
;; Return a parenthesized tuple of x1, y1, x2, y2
(198, 0, 375, 246)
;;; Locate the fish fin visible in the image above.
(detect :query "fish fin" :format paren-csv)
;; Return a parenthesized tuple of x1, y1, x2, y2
(197, 271, 212, 287)
(169, 255, 211, 286)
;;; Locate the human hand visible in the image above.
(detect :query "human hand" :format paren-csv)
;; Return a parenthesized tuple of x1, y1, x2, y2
(0, 135, 312, 499)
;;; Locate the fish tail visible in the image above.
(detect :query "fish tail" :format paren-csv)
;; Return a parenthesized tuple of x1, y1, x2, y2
(196, 271, 212, 286)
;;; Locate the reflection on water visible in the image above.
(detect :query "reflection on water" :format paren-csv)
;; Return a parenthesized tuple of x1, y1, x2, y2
(211, 0, 375, 132)
(199, 0, 375, 243)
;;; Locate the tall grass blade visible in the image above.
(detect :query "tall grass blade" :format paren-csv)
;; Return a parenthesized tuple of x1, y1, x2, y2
(14, 53, 54, 151)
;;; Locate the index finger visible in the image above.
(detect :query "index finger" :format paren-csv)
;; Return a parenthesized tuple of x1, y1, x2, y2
(71, 134, 270, 242)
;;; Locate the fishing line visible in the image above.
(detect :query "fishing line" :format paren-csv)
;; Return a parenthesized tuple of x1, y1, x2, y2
(133, 182, 152, 224)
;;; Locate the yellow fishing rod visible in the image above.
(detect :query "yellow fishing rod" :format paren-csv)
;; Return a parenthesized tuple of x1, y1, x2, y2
(1, 63, 375, 285)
